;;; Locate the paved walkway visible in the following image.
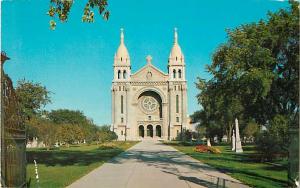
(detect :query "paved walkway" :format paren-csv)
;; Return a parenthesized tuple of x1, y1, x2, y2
(68, 140, 249, 188)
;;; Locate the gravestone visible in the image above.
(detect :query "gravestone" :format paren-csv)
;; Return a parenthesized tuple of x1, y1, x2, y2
(235, 118, 243, 153)
(231, 130, 235, 151)
(213, 136, 218, 143)
(222, 135, 228, 143)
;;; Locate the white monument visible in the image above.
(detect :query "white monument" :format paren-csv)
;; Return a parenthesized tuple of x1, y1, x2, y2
(235, 118, 243, 153)
(207, 138, 211, 147)
(231, 130, 235, 151)
(222, 135, 228, 142)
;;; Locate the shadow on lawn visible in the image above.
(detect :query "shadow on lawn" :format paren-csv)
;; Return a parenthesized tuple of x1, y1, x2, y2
(209, 162, 287, 186)
(242, 145, 257, 152)
(186, 149, 287, 186)
(27, 147, 125, 167)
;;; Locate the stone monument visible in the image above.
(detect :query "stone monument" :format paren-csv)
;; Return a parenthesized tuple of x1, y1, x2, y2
(231, 129, 235, 151)
(207, 138, 211, 147)
(235, 118, 243, 153)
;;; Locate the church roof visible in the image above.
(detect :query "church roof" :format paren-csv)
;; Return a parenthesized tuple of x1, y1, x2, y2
(131, 56, 168, 81)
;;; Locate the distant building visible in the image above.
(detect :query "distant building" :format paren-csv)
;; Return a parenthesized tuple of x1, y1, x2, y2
(111, 28, 188, 140)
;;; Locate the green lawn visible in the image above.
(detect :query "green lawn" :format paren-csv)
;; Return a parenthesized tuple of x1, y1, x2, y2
(170, 143, 288, 188)
(26, 141, 138, 188)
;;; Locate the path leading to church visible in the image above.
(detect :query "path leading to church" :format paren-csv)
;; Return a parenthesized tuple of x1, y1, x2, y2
(68, 140, 249, 188)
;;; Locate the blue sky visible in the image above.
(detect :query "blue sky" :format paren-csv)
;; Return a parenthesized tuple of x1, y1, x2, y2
(2, 0, 289, 125)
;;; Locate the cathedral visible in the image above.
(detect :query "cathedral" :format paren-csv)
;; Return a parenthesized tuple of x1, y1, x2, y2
(111, 28, 189, 141)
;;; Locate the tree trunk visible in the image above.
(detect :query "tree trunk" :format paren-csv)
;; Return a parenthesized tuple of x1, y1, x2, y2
(227, 123, 233, 143)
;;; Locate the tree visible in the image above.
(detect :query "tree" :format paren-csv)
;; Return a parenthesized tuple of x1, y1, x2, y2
(57, 123, 84, 146)
(195, 1, 298, 137)
(15, 79, 51, 120)
(243, 120, 259, 141)
(48, 109, 98, 141)
(268, 115, 289, 151)
(195, 1, 299, 168)
(256, 115, 289, 161)
(47, 0, 109, 30)
(48, 109, 89, 125)
(28, 117, 58, 149)
(96, 125, 117, 143)
(195, 124, 206, 140)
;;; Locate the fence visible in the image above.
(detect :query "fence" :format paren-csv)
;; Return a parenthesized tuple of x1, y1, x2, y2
(2, 73, 26, 187)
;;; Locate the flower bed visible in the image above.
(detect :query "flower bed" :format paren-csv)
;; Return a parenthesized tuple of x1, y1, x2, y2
(194, 145, 221, 154)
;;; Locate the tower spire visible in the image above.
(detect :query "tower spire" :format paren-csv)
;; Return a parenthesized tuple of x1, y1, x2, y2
(174, 27, 178, 44)
(169, 27, 184, 64)
(115, 28, 130, 66)
(120, 28, 124, 44)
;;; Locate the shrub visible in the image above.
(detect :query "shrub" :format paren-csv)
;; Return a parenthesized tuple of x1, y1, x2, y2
(176, 129, 193, 142)
(255, 115, 289, 161)
(98, 142, 117, 150)
(181, 141, 193, 146)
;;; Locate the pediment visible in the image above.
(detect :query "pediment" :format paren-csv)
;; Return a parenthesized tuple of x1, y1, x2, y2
(131, 63, 168, 81)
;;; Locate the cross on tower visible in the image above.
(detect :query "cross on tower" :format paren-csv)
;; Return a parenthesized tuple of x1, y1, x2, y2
(146, 55, 152, 64)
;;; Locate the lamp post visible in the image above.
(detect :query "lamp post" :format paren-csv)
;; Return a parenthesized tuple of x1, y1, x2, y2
(0, 51, 10, 187)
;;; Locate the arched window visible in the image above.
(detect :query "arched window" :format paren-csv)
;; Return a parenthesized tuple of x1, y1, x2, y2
(173, 69, 176, 79)
(123, 70, 127, 79)
(176, 56, 178, 61)
(121, 57, 123, 61)
(121, 95, 124, 114)
(118, 70, 121, 79)
(176, 95, 179, 113)
(178, 69, 182, 79)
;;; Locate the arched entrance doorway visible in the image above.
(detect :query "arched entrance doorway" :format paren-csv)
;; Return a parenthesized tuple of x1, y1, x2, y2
(139, 125, 144, 138)
(147, 125, 153, 137)
(156, 125, 161, 137)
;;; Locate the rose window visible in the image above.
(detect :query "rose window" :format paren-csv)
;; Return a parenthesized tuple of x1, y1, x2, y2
(142, 96, 158, 112)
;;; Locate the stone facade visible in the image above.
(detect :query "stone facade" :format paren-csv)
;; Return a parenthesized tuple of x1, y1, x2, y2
(111, 28, 188, 141)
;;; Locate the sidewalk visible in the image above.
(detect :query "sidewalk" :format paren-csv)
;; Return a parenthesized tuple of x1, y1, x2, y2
(68, 140, 249, 188)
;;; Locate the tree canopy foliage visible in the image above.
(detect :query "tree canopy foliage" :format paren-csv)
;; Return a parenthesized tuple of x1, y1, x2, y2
(48, 0, 109, 30)
(48, 109, 91, 125)
(16, 79, 51, 120)
(193, 1, 299, 155)
(15, 79, 117, 148)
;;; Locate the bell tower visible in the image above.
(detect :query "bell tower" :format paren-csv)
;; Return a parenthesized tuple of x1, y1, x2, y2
(167, 28, 188, 139)
(113, 28, 131, 81)
(112, 28, 131, 140)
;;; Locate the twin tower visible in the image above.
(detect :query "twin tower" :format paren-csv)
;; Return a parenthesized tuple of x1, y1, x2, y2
(111, 28, 188, 141)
